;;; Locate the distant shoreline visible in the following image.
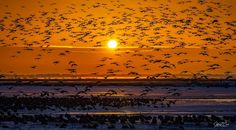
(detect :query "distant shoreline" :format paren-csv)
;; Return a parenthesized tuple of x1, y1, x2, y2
(0, 78, 235, 87)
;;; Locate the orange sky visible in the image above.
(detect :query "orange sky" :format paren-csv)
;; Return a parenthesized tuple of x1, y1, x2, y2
(0, 0, 235, 79)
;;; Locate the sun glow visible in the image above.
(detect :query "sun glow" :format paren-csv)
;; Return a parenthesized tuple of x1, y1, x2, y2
(107, 40, 118, 49)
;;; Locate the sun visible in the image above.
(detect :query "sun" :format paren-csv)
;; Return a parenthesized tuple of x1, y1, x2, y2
(107, 39, 118, 49)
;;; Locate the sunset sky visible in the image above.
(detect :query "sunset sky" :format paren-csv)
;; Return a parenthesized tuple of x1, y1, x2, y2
(0, 0, 235, 79)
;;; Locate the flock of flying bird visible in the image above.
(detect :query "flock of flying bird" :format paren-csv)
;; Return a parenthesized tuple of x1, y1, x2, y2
(0, 0, 236, 79)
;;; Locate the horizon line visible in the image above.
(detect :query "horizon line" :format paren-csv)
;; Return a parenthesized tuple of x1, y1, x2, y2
(0, 45, 228, 49)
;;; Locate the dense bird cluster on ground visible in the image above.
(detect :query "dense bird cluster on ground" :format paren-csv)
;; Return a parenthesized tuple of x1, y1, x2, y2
(0, 112, 235, 129)
(0, 96, 175, 111)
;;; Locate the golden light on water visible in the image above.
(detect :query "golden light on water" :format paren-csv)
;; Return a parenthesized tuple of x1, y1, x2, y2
(107, 40, 118, 49)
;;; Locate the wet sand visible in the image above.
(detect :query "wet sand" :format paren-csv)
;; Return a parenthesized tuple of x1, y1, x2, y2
(1, 80, 236, 129)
